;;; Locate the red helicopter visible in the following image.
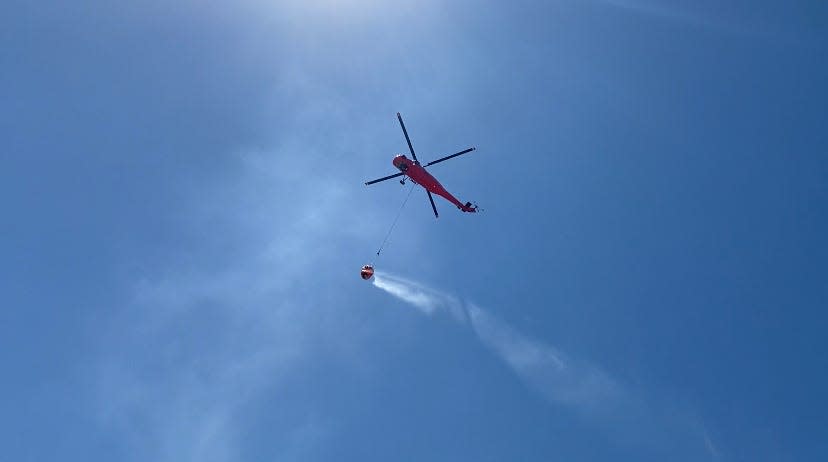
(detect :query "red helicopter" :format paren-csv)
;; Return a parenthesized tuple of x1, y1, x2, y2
(364, 112, 478, 218)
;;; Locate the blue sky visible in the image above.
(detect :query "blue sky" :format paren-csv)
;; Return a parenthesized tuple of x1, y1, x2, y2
(2, 1, 827, 460)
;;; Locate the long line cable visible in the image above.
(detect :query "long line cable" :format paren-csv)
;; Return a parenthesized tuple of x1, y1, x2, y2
(376, 183, 416, 256)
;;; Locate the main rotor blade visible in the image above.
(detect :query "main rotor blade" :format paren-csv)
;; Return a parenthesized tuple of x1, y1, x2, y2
(365, 172, 404, 186)
(424, 147, 476, 167)
(397, 112, 419, 163)
(427, 191, 439, 218)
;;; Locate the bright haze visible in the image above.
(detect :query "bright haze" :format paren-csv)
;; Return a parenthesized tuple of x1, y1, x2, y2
(2, 1, 826, 461)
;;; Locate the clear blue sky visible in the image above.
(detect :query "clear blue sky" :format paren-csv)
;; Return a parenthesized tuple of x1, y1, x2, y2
(2, 1, 826, 461)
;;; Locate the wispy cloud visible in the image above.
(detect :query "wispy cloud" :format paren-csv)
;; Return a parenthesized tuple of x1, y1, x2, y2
(372, 272, 463, 319)
(373, 271, 619, 411)
(372, 270, 720, 459)
(91, 123, 366, 462)
(94, 251, 338, 462)
(704, 427, 722, 460)
(465, 303, 622, 410)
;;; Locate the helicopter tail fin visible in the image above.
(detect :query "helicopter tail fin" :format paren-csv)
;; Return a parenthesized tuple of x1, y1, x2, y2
(461, 201, 478, 213)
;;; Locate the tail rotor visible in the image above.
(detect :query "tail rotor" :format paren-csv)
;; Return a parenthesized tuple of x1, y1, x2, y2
(462, 201, 481, 213)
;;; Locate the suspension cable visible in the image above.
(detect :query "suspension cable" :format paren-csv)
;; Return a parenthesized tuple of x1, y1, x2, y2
(376, 183, 416, 256)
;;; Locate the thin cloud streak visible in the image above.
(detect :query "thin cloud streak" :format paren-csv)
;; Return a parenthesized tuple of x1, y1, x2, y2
(372, 271, 720, 460)
(93, 133, 366, 462)
(373, 271, 619, 411)
(465, 303, 621, 410)
(95, 264, 320, 462)
(372, 271, 460, 317)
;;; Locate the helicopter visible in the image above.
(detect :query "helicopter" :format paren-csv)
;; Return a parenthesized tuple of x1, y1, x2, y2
(364, 112, 478, 218)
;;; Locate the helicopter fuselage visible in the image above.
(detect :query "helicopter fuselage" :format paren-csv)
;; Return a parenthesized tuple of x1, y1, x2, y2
(393, 154, 472, 212)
